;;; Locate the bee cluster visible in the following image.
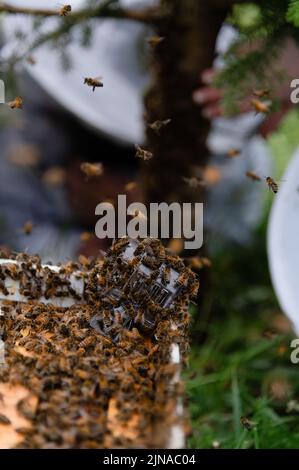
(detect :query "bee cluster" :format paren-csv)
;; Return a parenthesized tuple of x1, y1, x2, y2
(0, 238, 198, 448)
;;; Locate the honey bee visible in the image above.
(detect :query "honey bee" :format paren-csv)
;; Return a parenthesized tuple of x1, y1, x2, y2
(0, 279, 10, 295)
(125, 181, 139, 192)
(226, 148, 240, 158)
(17, 395, 38, 420)
(21, 221, 33, 235)
(0, 414, 11, 425)
(59, 4, 72, 16)
(135, 145, 153, 162)
(246, 170, 262, 181)
(26, 55, 36, 65)
(182, 176, 206, 189)
(80, 162, 104, 179)
(128, 256, 140, 268)
(142, 255, 159, 270)
(168, 238, 184, 255)
(262, 329, 278, 340)
(240, 416, 255, 431)
(147, 36, 165, 47)
(128, 208, 147, 221)
(251, 98, 270, 114)
(157, 244, 166, 263)
(148, 119, 171, 135)
(79, 336, 95, 349)
(8, 143, 40, 167)
(202, 165, 222, 185)
(84, 76, 103, 91)
(266, 176, 279, 193)
(176, 270, 189, 287)
(3, 263, 21, 280)
(253, 88, 269, 98)
(116, 340, 132, 351)
(80, 231, 93, 242)
(7, 96, 23, 109)
(78, 254, 91, 269)
(42, 166, 65, 187)
(161, 265, 171, 285)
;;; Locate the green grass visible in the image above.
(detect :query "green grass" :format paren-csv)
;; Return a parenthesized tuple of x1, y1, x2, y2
(186, 222, 299, 449)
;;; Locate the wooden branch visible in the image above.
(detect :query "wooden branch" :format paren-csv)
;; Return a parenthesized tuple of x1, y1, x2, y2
(0, 2, 159, 23)
(0, 3, 59, 16)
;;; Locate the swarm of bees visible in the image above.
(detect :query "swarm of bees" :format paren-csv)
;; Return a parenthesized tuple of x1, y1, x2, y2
(84, 77, 103, 92)
(80, 162, 104, 179)
(0, 237, 194, 448)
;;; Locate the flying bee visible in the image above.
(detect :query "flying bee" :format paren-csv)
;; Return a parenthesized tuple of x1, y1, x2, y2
(7, 96, 23, 109)
(128, 208, 148, 221)
(84, 76, 103, 91)
(251, 98, 270, 114)
(266, 176, 279, 194)
(135, 145, 153, 162)
(147, 36, 165, 47)
(240, 416, 255, 431)
(188, 256, 211, 270)
(42, 166, 65, 187)
(202, 165, 222, 185)
(182, 176, 206, 189)
(80, 162, 104, 179)
(167, 238, 184, 255)
(21, 221, 33, 235)
(246, 170, 262, 182)
(59, 4, 72, 16)
(26, 55, 36, 65)
(124, 181, 139, 192)
(253, 88, 269, 98)
(148, 119, 171, 135)
(80, 231, 93, 242)
(226, 148, 241, 158)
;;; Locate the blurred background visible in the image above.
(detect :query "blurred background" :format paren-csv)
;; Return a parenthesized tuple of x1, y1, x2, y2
(1, 0, 299, 448)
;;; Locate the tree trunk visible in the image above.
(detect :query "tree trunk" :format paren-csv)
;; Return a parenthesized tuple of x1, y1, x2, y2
(143, 0, 229, 237)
